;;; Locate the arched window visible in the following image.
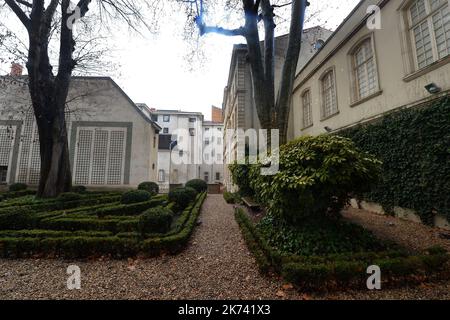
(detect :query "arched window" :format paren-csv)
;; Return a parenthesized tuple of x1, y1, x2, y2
(352, 38, 378, 100)
(301, 89, 312, 128)
(320, 69, 338, 118)
(158, 169, 165, 182)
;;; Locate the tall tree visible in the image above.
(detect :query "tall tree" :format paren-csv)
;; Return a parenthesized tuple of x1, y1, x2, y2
(2, 0, 148, 197)
(180, 0, 309, 144)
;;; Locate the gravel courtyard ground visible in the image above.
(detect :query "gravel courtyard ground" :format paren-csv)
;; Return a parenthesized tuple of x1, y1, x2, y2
(0, 195, 449, 300)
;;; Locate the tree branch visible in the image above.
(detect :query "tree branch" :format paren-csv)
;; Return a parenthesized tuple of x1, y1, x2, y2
(5, 0, 31, 30)
(195, 21, 246, 37)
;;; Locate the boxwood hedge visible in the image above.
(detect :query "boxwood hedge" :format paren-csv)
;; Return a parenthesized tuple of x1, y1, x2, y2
(235, 208, 449, 291)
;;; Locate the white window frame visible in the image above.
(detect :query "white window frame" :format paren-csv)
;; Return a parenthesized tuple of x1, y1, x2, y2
(407, 0, 450, 69)
(301, 89, 312, 128)
(349, 35, 381, 103)
(319, 68, 339, 119)
(158, 169, 165, 182)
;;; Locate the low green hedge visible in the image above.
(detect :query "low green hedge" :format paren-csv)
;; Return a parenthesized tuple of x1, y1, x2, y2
(142, 192, 207, 255)
(0, 190, 36, 202)
(0, 194, 121, 215)
(95, 197, 166, 218)
(223, 192, 239, 204)
(0, 192, 207, 258)
(235, 208, 450, 291)
(0, 236, 140, 259)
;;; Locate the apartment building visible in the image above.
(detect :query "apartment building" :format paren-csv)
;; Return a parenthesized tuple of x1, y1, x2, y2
(151, 107, 224, 192)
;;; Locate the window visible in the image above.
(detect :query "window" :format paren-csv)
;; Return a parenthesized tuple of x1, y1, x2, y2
(152, 163, 155, 170)
(163, 128, 169, 134)
(158, 169, 165, 182)
(163, 115, 170, 122)
(172, 169, 178, 183)
(320, 69, 338, 118)
(217, 137, 222, 145)
(408, 0, 450, 69)
(179, 150, 184, 157)
(352, 38, 379, 100)
(205, 138, 210, 145)
(189, 128, 195, 136)
(205, 128, 210, 132)
(151, 114, 158, 122)
(204, 172, 209, 183)
(0, 166, 7, 183)
(215, 172, 220, 181)
(314, 39, 325, 50)
(153, 136, 156, 148)
(217, 127, 222, 131)
(189, 117, 196, 123)
(301, 90, 312, 128)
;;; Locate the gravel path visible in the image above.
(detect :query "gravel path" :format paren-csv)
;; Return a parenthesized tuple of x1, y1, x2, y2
(0, 196, 449, 300)
(0, 194, 294, 300)
(342, 207, 450, 253)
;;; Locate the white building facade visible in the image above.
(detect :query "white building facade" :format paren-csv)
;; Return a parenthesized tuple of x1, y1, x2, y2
(150, 109, 224, 192)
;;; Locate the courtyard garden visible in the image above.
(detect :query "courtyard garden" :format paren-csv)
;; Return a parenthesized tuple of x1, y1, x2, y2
(229, 134, 450, 291)
(0, 181, 206, 259)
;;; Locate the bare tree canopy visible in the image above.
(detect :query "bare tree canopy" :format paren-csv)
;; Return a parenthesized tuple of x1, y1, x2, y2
(177, 0, 310, 144)
(0, 0, 155, 197)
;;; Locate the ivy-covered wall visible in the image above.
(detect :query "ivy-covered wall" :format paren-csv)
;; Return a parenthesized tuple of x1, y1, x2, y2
(340, 96, 450, 225)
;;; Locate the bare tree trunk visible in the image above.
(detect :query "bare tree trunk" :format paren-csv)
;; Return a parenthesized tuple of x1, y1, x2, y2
(276, 0, 308, 145)
(25, 0, 74, 198)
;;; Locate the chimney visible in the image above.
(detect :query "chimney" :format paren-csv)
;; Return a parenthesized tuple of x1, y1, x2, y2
(211, 105, 223, 123)
(10, 63, 23, 76)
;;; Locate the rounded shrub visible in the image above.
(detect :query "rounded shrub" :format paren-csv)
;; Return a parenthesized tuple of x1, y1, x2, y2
(248, 135, 382, 224)
(138, 206, 174, 234)
(168, 187, 198, 210)
(121, 190, 152, 204)
(9, 183, 27, 192)
(71, 185, 87, 194)
(138, 182, 159, 196)
(185, 179, 207, 193)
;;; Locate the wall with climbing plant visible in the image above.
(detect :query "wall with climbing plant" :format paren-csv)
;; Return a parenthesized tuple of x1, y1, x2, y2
(340, 96, 450, 225)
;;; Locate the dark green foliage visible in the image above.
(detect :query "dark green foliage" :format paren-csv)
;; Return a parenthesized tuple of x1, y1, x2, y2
(235, 208, 449, 290)
(138, 207, 174, 234)
(138, 182, 159, 196)
(95, 198, 166, 218)
(340, 96, 450, 224)
(223, 191, 240, 204)
(142, 192, 207, 254)
(249, 135, 381, 224)
(257, 214, 388, 256)
(9, 183, 28, 192)
(121, 190, 152, 204)
(57, 192, 82, 203)
(168, 187, 198, 210)
(228, 161, 254, 196)
(185, 179, 208, 193)
(0, 191, 207, 258)
(71, 186, 87, 194)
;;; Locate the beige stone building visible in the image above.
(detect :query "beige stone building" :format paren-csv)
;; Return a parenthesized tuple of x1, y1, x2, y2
(292, 0, 450, 137)
(222, 26, 333, 190)
(0, 74, 161, 189)
(291, 0, 449, 228)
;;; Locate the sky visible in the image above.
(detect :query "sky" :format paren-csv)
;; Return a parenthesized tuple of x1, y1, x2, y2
(1, 0, 361, 121)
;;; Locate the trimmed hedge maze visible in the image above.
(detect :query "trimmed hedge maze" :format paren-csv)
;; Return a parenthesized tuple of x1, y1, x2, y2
(0, 191, 207, 259)
(235, 208, 450, 291)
